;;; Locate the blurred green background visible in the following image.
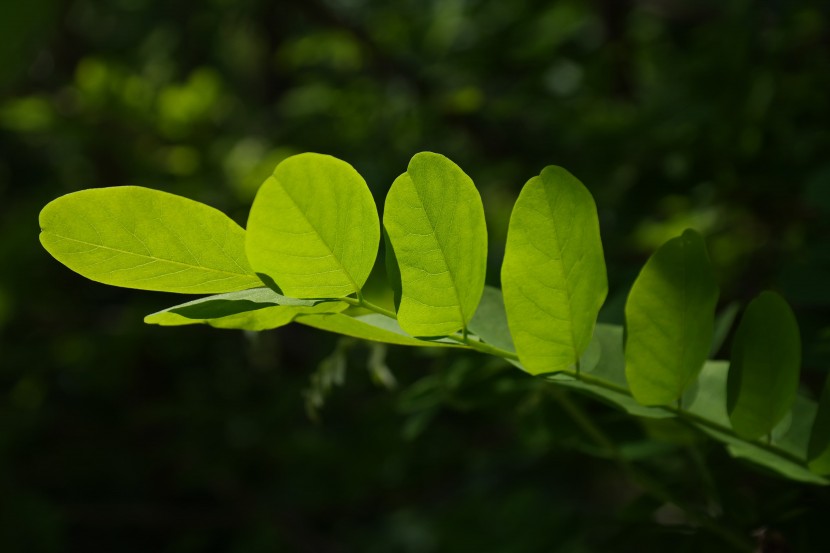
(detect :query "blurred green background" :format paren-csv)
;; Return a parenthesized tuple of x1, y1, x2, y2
(1, 0, 829, 551)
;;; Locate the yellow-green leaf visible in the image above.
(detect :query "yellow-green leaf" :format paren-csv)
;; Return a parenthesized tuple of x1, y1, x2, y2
(383, 152, 487, 337)
(245, 153, 379, 298)
(40, 186, 261, 294)
(501, 166, 607, 375)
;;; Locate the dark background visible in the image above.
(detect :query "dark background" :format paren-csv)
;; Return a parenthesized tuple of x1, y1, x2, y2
(1, 0, 829, 551)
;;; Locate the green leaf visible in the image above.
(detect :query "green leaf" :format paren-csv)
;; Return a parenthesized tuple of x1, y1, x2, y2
(685, 361, 825, 485)
(727, 291, 801, 440)
(624, 229, 719, 406)
(545, 324, 674, 419)
(383, 152, 487, 336)
(808, 374, 830, 475)
(144, 287, 347, 330)
(245, 153, 379, 298)
(468, 286, 515, 353)
(501, 165, 608, 375)
(297, 312, 460, 348)
(39, 186, 261, 294)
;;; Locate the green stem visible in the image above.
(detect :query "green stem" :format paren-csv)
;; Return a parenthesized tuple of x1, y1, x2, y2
(574, 372, 803, 465)
(345, 292, 797, 468)
(342, 294, 398, 319)
(550, 388, 753, 552)
(447, 333, 520, 360)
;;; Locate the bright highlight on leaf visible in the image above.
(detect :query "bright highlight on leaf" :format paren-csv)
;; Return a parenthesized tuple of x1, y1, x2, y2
(727, 291, 801, 440)
(39, 186, 261, 294)
(501, 166, 607, 375)
(624, 229, 719, 406)
(245, 153, 380, 299)
(145, 287, 346, 330)
(383, 152, 487, 337)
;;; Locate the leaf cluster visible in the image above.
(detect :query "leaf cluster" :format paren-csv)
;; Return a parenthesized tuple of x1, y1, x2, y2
(39, 151, 829, 486)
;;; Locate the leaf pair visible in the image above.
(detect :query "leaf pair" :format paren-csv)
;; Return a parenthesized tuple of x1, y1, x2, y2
(622, 228, 804, 445)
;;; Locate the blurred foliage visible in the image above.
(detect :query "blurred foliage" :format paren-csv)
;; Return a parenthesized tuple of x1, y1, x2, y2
(1, 0, 829, 551)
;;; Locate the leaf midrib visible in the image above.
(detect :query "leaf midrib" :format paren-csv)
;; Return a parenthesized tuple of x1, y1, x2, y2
(408, 177, 466, 329)
(541, 181, 578, 358)
(274, 176, 361, 294)
(43, 232, 257, 280)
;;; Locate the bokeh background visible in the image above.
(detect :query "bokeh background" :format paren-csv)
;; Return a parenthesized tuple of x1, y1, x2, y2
(1, 0, 829, 551)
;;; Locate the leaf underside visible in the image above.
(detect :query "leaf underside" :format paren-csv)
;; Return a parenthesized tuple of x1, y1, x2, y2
(297, 312, 460, 347)
(145, 287, 347, 330)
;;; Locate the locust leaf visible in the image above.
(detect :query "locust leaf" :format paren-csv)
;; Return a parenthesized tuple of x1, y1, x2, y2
(144, 287, 346, 330)
(808, 374, 830, 475)
(624, 229, 719, 406)
(545, 324, 674, 419)
(728, 291, 801, 440)
(297, 312, 460, 348)
(684, 361, 825, 485)
(39, 186, 261, 294)
(383, 152, 487, 336)
(501, 166, 607, 375)
(245, 153, 379, 298)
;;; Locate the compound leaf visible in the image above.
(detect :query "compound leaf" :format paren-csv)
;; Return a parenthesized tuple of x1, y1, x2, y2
(145, 287, 346, 330)
(245, 153, 379, 298)
(40, 186, 261, 294)
(501, 166, 607, 375)
(383, 152, 487, 337)
(728, 291, 801, 440)
(624, 229, 719, 406)
(297, 312, 459, 348)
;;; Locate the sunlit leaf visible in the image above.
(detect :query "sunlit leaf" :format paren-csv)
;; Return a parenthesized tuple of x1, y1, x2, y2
(545, 324, 673, 419)
(39, 186, 261, 294)
(624, 229, 719, 406)
(145, 287, 346, 330)
(383, 152, 487, 336)
(728, 291, 801, 440)
(501, 165, 607, 375)
(245, 153, 379, 298)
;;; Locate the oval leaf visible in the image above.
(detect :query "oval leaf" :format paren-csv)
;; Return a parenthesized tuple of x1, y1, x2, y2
(39, 186, 261, 294)
(383, 152, 487, 336)
(145, 288, 346, 330)
(245, 153, 379, 298)
(727, 291, 801, 440)
(624, 229, 719, 406)
(501, 166, 608, 375)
